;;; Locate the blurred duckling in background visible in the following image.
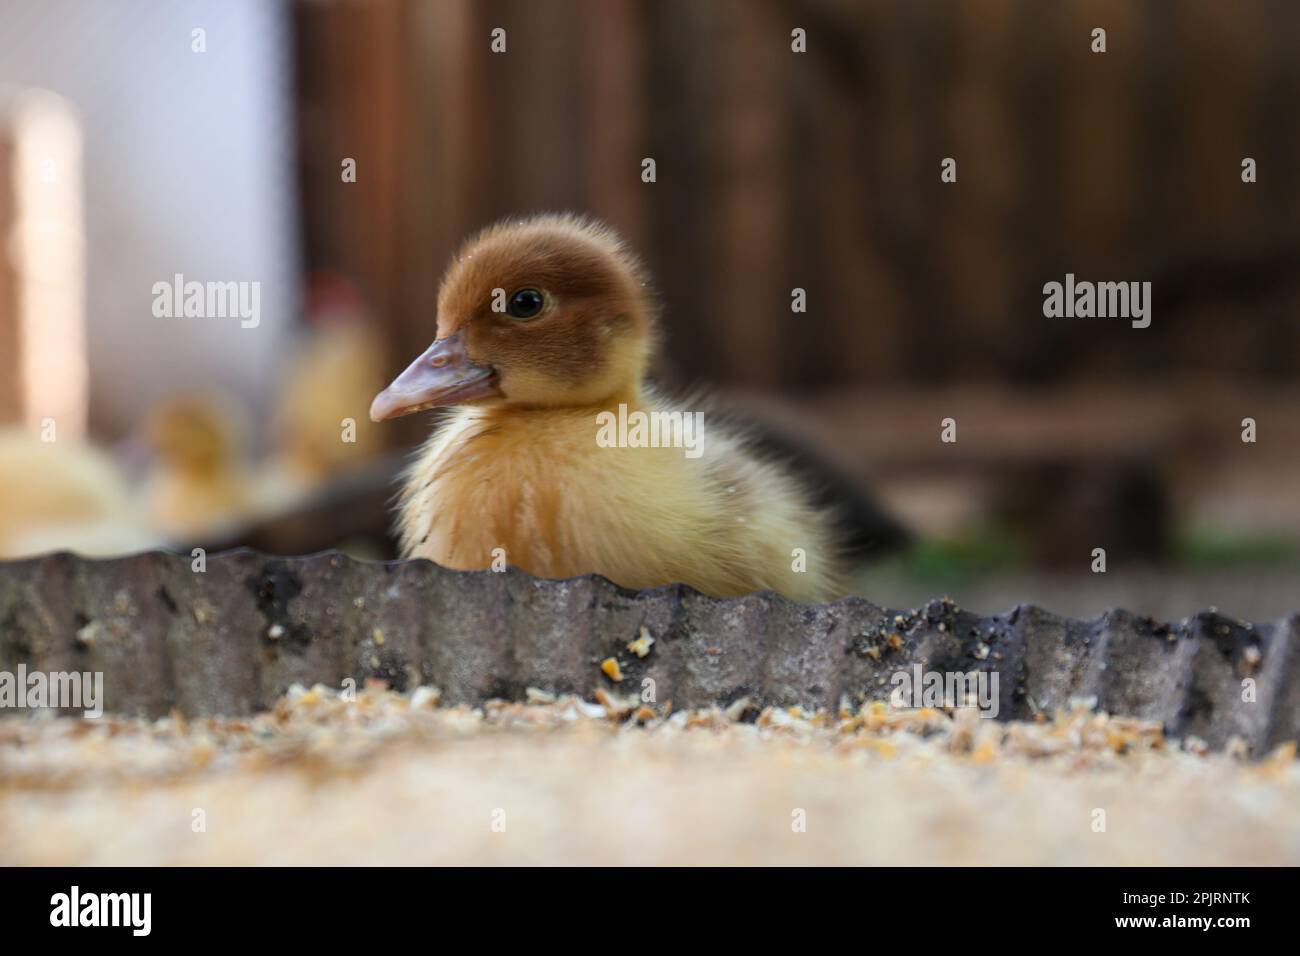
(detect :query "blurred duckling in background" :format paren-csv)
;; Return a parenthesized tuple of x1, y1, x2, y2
(140, 393, 256, 540)
(267, 272, 388, 491)
(371, 214, 844, 602)
(0, 429, 158, 559)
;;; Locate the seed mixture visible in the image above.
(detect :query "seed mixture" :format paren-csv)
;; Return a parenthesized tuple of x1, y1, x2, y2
(1, 684, 1296, 865)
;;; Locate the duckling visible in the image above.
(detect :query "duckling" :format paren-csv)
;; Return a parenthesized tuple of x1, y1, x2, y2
(139, 393, 256, 541)
(267, 271, 388, 489)
(0, 430, 159, 559)
(370, 214, 843, 602)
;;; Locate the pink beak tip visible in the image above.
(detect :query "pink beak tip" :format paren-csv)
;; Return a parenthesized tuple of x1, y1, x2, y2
(368, 390, 394, 423)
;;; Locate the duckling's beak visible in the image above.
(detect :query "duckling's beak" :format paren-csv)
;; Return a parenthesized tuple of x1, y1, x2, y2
(369, 330, 499, 421)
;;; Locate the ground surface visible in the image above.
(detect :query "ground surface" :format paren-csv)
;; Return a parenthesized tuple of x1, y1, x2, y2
(1, 685, 1296, 866)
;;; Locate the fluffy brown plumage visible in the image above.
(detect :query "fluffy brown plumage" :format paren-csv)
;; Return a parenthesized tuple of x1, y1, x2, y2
(371, 214, 843, 602)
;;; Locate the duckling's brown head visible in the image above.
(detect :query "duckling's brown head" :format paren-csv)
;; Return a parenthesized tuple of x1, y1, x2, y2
(143, 394, 244, 475)
(370, 214, 656, 420)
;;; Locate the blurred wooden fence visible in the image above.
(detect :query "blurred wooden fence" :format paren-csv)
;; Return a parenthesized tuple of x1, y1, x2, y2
(0, 117, 17, 422)
(293, 0, 1300, 401)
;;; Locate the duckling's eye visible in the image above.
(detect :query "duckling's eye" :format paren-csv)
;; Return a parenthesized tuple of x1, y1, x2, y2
(507, 288, 545, 320)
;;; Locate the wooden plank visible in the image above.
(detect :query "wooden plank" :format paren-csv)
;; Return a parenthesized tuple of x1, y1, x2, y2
(0, 129, 19, 424)
(581, 0, 648, 251)
(712, 0, 790, 387)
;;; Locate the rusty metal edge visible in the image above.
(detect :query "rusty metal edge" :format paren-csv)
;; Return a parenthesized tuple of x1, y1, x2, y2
(0, 548, 1295, 755)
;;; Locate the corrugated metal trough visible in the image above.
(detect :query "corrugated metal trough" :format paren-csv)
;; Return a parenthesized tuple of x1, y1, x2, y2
(0, 550, 1296, 754)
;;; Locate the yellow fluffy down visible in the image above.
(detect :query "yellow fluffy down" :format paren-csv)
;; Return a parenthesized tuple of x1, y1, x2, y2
(0, 431, 158, 559)
(397, 393, 843, 603)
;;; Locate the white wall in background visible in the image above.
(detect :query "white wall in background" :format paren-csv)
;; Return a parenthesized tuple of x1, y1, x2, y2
(0, 0, 298, 434)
